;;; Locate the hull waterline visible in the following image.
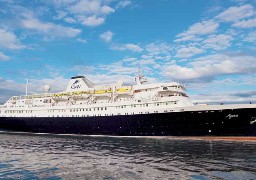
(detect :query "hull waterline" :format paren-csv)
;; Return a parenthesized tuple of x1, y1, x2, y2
(0, 108, 255, 136)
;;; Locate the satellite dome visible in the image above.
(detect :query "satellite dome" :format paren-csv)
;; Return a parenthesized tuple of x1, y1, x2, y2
(44, 85, 51, 92)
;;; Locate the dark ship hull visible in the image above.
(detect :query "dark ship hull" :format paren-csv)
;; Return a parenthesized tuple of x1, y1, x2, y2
(0, 108, 256, 136)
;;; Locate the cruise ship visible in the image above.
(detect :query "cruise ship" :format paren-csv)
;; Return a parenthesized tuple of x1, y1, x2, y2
(0, 74, 255, 136)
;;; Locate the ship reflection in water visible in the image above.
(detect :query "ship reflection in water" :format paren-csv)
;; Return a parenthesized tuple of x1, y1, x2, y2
(0, 134, 255, 179)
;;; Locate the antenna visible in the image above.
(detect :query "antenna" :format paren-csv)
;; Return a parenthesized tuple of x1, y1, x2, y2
(137, 63, 141, 76)
(135, 63, 147, 85)
(25, 78, 29, 96)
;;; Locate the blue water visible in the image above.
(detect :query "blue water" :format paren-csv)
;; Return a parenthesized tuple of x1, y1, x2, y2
(0, 133, 255, 180)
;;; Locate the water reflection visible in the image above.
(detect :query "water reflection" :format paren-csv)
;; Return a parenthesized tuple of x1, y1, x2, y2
(0, 133, 255, 179)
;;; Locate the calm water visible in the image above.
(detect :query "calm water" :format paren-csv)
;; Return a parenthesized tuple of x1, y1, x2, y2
(0, 133, 255, 180)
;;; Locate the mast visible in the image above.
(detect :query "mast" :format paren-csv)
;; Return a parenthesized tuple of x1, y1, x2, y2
(135, 64, 147, 85)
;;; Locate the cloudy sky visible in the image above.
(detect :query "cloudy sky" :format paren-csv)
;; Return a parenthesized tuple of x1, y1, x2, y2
(0, 0, 256, 104)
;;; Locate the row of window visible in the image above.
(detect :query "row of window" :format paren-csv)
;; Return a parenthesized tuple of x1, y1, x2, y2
(155, 102, 177, 106)
(5, 110, 220, 118)
(3, 101, 178, 114)
(5, 110, 33, 113)
(48, 107, 108, 113)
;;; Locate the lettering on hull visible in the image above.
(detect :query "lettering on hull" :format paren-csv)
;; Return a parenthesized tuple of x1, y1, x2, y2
(226, 114, 238, 119)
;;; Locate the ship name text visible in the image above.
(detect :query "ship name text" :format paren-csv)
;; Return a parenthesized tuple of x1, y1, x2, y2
(226, 114, 238, 119)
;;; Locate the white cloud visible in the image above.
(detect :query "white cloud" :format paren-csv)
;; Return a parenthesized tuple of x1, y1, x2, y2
(244, 31, 256, 42)
(101, 5, 115, 14)
(98, 61, 137, 75)
(116, 57, 161, 71)
(176, 20, 219, 41)
(43, 0, 117, 27)
(163, 54, 256, 81)
(0, 29, 25, 49)
(122, 57, 137, 62)
(28, 77, 69, 93)
(45, 0, 77, 8)
(124, 44, 143, 52)
(190, 91, 256, 104)
(79, 15, 105, 26)
(111, 43, 143, 52)
(76, 38, 87, 43)
(0, 52, 10, 61)
(175, 35, 202, 42)
(136, 59, 157, 66)
(70, 0, 115, 15)
(64, 17, 76, 23)
(215, 4, 254, 22)
(21, 16, 81, 37)
(0, 79, 23, 103)
(100, 31, 114, 42)
(71, 65, 95, 74)
(188, 75, 256, 103)
(70, 62, 157, 85)
(87, 74, 136, 85)
(116, 0, 132, 9)
(232, 18, 256, 28)
(176, 47, 204, 58)
(202, 34, 233, 50)
(54, 10, 67, 20)
(145, 43, 173, 55)
(94, 58, 159, 78)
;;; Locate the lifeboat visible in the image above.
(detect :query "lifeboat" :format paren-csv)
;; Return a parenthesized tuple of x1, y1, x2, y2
(72, 94, 91, 100)
(52, 93, 68, 101)
(52, 96, 69, 101)
(116, 86, 133, 95)
(10, 100, 16, 104)
(93, 88, 112, 97)
(53, 91, 92, 101)
(25, 100, 33, 104)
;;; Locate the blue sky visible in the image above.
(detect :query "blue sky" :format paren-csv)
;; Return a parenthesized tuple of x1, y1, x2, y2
(0, 0, 256, 103)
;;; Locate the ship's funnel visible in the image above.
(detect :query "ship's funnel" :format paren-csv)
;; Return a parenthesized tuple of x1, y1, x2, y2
(65, 76, 94, 92)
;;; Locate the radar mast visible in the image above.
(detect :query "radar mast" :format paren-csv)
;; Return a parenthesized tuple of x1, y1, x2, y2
(135, 64, 147, 85)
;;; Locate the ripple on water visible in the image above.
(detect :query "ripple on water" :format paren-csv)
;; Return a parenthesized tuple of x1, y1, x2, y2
(0, 134, 255, 179)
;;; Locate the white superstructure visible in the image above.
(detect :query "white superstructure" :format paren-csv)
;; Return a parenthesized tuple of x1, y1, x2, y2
(0, 74, 196, 118)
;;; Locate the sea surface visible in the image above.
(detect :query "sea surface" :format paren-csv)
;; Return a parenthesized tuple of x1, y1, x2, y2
(0, 133, 255, 180)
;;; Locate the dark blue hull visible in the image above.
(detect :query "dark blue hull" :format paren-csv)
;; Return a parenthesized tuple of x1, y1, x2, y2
(0, 108, 256, 136)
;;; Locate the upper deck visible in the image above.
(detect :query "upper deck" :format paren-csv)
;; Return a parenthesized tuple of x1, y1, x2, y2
(0, 75, 192, 109)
